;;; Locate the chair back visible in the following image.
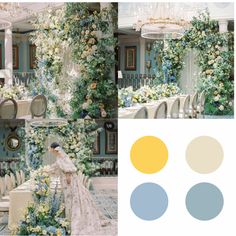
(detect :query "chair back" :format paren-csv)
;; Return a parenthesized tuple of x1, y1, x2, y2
(20, 170, 26, 183)
(134, 107, 148, 119)
(15, 171, 22, 186)
(170, 98, 180, 118)
(10, 173, 16, 189)
(4, 174, 13, 192)
(0, 178, 5, 196)
(0, 98, 18, 119)
(182, 95, 191, 118)
(199, 91, 206, 108)
(30, 95, 47, 119)
(154, 101, 167, 119)
(191, 92, 198, 110)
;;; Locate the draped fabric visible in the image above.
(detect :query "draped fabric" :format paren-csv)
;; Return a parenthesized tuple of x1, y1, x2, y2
(49, 147, 117, 236)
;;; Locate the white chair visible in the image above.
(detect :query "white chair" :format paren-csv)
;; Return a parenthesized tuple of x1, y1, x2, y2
(134, 107, 148, 119)
(0, 179, 9, 215)
(179, 95, 190, 118)
(190, 92, 198, 118)
(4, 174, 13, 193)
(10, 173, 17, 189)
(154, 101, 167, 119)
(169, 98, 180, 118)
(30, 94, 47, 119)
(15, 171, 22, 186)
(0, 98, 18, 119)
(197, 91, 206, 118)
(20, 170, 25, 183)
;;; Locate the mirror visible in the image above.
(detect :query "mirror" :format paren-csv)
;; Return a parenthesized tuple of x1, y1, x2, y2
(5, 133, 21, 151)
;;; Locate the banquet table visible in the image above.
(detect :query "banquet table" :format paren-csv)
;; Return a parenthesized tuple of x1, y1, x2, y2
(8, 177, 61, 230)
(0, 99, 32, 118)
(119, 95, 188, 119)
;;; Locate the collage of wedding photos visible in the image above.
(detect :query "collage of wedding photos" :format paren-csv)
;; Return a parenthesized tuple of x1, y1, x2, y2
(0, 2, 234, 236)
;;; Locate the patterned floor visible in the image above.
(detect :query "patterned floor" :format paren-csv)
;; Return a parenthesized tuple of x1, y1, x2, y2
(0, 177, 117, 235)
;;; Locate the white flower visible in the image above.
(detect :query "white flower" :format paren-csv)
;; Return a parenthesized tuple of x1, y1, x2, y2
(229, 102, 233, 106)
(219, 105, 224, 111)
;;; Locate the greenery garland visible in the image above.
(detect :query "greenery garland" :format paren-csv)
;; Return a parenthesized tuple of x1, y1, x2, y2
(153, 10, 234, 115)
(64, 3, 117, 118)
(26, 120, 100, 176)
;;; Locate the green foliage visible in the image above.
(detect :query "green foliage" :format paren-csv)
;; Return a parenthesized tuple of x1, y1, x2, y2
(64, 3, 117, 118)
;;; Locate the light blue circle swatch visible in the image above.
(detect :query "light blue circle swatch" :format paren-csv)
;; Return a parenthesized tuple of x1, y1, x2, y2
(130, 182, 168, 221)
(186, 182, 224, 221)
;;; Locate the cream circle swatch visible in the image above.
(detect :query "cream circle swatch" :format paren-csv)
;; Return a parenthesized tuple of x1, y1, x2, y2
(186, 136, 223, 174)
(130, 136, 168, 174)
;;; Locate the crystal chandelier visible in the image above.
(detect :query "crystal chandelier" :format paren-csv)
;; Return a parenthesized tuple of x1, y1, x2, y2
(0, 3, 29, 30)
(0, 3, 21, 16)
(133, 3, 199, 40)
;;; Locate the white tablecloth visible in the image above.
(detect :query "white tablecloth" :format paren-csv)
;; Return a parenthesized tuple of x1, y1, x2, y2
(119, 96, 187, 119)
(8, 177, 61, 230)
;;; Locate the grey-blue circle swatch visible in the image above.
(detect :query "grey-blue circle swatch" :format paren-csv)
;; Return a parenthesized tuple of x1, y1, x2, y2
(186, 182, 224, 221)
(130, 182, 168, 220)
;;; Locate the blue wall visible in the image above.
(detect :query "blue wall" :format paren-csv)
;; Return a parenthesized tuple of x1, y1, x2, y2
(119, 41, 158, 75)
(0, 39, 34, 72)
(94, 120, 117, 159)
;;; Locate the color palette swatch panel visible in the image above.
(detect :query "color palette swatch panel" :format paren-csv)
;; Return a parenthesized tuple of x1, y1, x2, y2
(119, 120, 236, 236)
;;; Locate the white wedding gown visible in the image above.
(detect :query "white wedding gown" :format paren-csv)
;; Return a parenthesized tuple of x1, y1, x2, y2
(48, 148, 117, 236)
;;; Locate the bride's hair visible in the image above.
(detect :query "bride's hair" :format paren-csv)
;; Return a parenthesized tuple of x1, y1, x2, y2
(50, 142, 60, 150)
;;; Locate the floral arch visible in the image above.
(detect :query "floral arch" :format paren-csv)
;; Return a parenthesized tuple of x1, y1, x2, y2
(153, 11, 234, 115)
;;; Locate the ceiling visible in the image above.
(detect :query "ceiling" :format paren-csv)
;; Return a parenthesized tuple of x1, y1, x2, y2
(0, 3, 64, 33)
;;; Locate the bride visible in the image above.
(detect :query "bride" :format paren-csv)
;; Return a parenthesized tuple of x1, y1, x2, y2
(46, 142, 117, 236)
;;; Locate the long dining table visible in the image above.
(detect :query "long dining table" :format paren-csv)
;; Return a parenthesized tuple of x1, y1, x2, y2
(8, 177, 61, 230)
(119, 95, 188, 119)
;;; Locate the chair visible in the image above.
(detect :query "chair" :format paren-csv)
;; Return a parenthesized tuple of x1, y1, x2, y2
(20, 170, 25, 183)
(197, 91, 206, 118)
(30, 94, 47, 119)
(0, 178, 9, 202)
(15, 171, 22, 186)
(189, 92, 198, 118)
(179, 95, 190, 119)
(134, 107, 148, 119)
(4, 174, 13, 193)
(154, 101, 167, 119)
(169, 98, 180, 118)
(0, 98, 18, 119)
(10, 173, 17, 189)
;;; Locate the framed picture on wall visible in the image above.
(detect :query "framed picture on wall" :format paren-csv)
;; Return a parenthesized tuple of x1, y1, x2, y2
(13, 45, 19, 70)
(105, 129, 118, 154)
(0, 44, 2, 69)
(125, 46, 136, 71)
(29, 44, 37, 69)
(93, 133, 100, 155)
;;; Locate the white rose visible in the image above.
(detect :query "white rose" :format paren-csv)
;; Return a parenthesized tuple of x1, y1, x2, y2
(219, 105, 224, 111)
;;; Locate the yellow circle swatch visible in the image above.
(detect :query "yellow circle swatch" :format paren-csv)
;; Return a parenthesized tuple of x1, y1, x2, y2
(130, 136, 168, 174)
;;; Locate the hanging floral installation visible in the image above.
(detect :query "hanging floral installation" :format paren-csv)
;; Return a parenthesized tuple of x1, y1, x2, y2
(30, 3, 117, 119)
(153, 10, 234, 115)
(26, 120, 101, 176)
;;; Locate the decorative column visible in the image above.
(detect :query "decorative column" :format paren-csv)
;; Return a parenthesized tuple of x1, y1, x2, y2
(218, 19, 228, 33)
(139, 37, 146, 74)
(4, 26, 13, 85)
(218, 20, 228, 52)
(22, 35, 28, 72)
(100, 2, 115, 80)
